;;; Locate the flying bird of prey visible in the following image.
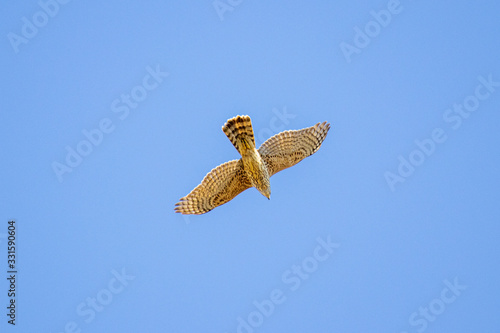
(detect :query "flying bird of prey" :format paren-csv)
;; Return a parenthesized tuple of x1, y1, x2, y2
(175, 115, 330, 215)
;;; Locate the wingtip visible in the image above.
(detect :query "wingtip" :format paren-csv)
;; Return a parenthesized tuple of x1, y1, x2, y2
(319, 121, 331, 133)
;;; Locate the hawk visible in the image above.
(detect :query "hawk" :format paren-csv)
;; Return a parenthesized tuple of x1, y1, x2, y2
(175, 115, 331, 215)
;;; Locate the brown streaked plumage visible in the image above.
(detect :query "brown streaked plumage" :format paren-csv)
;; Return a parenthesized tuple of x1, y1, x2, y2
(175, 115, 331, 215)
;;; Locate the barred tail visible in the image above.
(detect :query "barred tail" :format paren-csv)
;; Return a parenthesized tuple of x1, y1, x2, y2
(222, 115, 256, 155)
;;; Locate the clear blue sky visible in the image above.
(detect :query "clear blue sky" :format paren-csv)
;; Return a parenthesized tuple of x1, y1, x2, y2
(2, 1, 500, 332)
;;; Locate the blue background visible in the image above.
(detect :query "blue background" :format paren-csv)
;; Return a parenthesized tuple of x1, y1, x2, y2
(2, 1, 500, 332)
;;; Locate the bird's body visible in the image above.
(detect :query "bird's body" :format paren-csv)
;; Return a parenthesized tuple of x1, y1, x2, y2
(222, 116, 271, 199)
(175, 115, 330, 215)
(241, 147, 271, 199)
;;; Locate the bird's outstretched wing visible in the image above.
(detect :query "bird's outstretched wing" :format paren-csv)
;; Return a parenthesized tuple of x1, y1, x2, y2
(175, 159, 252, 215)
(258, 122, 330, 177)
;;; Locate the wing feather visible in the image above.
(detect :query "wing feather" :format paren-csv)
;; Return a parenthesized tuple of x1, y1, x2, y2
(258, 122, 330, 177)
(175, 159, 252, 215)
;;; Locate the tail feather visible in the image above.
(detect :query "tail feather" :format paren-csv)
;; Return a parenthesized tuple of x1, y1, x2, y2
(222, 115, 255, 155)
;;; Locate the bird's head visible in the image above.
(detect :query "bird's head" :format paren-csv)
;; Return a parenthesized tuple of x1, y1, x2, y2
(256, 184, 271, 200)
